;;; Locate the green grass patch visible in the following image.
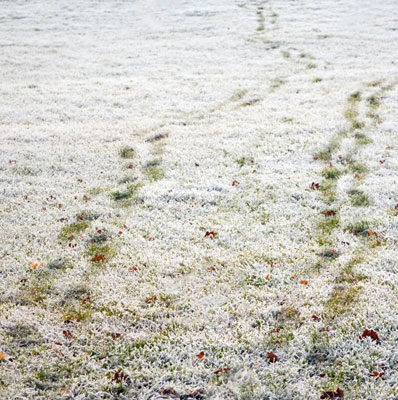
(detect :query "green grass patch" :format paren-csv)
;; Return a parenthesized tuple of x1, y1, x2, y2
(354, 133, 372, 145)
(345, 220, 371, 236)
(322, 167, 341, 180)
(349, 163, 368, 174)
(313, 77, 322, 83)
(144, 166, 165, 181)
(349, 190, 370, 207)
(85, 243, 116, 265)
(367, 95, 380, 108)
(318, 217, 340, 234)
(59, 221, 89, 241)
(325, 286, 362, 318)
(351, 120, 365, 130)
(111, 183, 142, 202)
(119, 146, 136, 159)
(349, 91, 361, 102)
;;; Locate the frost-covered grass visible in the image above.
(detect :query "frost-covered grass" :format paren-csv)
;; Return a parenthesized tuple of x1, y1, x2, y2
(1, 0, 398, 399)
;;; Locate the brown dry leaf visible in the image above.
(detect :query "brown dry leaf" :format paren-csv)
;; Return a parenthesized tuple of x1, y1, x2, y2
(0, 352, 5, 361)
(299, 280, 309, 285)
(91, 254, 105, 263)
(213, 367, 231, 375)
(204, 231, 217, 238)
(267, 351, 278, 363)
(196, 351, 205, 360)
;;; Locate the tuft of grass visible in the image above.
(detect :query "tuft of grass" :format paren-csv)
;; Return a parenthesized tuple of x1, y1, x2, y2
(349, 162, 367, 174)
(367, 95, 380, 108)
(62, 305, 92, 322)
(354, 133, 372, 145)
(111, 183, 141, 202)
(313, 77, 322, 83)
(349, 91, 361, 102)
(236, 156, 254, 167)
(345, 220, 371, 236)
(85, 243, 115, 265)
(119, 146, 136, 159)
(344, 107, 358, 120)
(307, 63, 317, 69)
(282, 51, 290, 58)
(144, 166, 165, 181)
(322, 167, 341, 180)
(76, 210, 100, 221)
(59, 221, 89, 241)
(335, 265, 367, 285)
(351, 120, 365, 130)
(349, 189, 370, 207)
(318, 217, 340, 234)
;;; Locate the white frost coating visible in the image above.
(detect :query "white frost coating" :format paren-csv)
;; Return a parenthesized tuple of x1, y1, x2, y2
(0, 0, 398, 399)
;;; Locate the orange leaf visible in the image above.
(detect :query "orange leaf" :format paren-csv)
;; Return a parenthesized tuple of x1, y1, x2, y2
(354, 173, 360, 179)
(299, 280, 309, 285)
(367, 229, 376, 237)
(196, 351, 205, 360)
(0, 352, 5, 361)
(265, 274, 270, 280)
(29, 262, 38, 270)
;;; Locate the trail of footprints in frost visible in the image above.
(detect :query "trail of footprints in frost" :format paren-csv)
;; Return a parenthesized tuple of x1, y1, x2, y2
(303, 79, 397, 390)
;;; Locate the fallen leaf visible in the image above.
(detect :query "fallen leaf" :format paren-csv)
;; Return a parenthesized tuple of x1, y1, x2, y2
(213, 367, 230, 375)
(320, 388, 344, 399)
(379, 159, 386, 164)
(354, 173, 360, 179)
(148, 237, 155, 241)
(58, 204, 62, 209)
(112, 368, 130, 383)
(322, 210, 336, 217)
(81, 296, 91, 305)
(299, 280, 309, 285)
(310, 182, 320, 190)
(265, 274, 270, 280)
(0, 352, 5, 361)
(386, 146, 391, 150)
(204, 231, 217, 238)
(267, 351, 278, 363)
(62, 330, 75, 340)
(232, 180, 239, 186)
(91, 254, 105, 263)
(196, 351, 205, 360)
(312, 314, 321, 322)
(360, 329, 380, 343)
(129, 267, 138, 273)
(371, 370, 385, 379)
(111, 333, 121, 339)
(29, 262, 38, 270)
(367, 229, 377, 237)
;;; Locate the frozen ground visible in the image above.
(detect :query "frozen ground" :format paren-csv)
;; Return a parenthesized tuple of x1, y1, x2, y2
(0, 0, 398, 399)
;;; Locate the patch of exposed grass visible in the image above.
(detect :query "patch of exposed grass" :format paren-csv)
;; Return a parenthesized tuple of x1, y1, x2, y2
(282, 51, 290, 58)
(76, 210, 100, 221)
(325, 285, 362, 318)
(335, 265, 367, 285)
(367, 95, 380, 108)
(318, 217, 340, 234)
(351, 120, 365, 130)
(144, 166, 165, 181)
(307, 63, 317, 69)
(349, 189, 370, 207)
(59, 221, 89, 241)
(313, 77, 322, 83)
(349, 91, 361, 102)
(322, 167, 341, 180)
(85, 243, 116, 265)
(256, 7, 265, 32)
(111, 183, 141, 202)
(236, 156, 254, 167)
(119, 146, 136, 159)
(345, 220, 371, 236)
(354, 133, 373, 145)
(62, 305, 92, 322)
(349, 163, 368, 174)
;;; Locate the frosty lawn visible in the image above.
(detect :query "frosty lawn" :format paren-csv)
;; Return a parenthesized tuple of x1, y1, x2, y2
(0, 0, 398, 399)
